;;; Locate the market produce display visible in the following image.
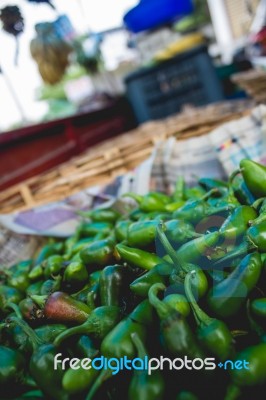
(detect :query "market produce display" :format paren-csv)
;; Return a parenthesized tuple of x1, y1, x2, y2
(1, 159, 266, 399)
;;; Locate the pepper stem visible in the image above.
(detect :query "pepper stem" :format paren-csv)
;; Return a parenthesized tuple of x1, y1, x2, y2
(148, 283, 171, 320)
(6, 316, 43, 352)
(131, 332, 147, 359)
(184, 272, 212, 327)
(54, 319, 91, 347)
(85, 368, 113, 400)
(30, 295, 47, 308)
(6, 302, 23, 319)
(156, 223, 183, 272)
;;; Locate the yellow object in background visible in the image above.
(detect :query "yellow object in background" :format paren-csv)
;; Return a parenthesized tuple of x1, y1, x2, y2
(154, 33, 205, 62)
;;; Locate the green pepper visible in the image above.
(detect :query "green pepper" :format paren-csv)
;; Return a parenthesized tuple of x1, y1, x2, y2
(172, 176, 186, 201)
(164, 219, 201, 246)
(43, 255, 65, 279)
(198, 177, 228, 191)
(34, 242, 64, 266)
(115, 243, 163, 271)
(7, 316, 68, 400)
(87, 282, 100, 310)
(184, 186, 206, 200)
(130, 263, 172, 297)
(19, 298, 42, 321)
(0, 285, 23, 313)
(86, 300, 153, 400)
(26, 281, 43, 296)
(65, 237, 96, 260)
(28, 264, 44, 282)
(123, 191, 171, 212)
(114, 219, 131, 242)
(156, 224, 208, 298)
(74, 335, 99, 359)
(63, 261, 89, 287)
(247, 220, 266, 252)
(7, 269, 31, 293)
(219, 205, 257, 242)
(163, 293, 190, 317)
(77, 208, 120, 223)
(176, 391, 199, 400)
(250, 297, 266, 319)
(40, 275, 62, 295)
(184, 271, 233, 361)
(225, 343, 266, 400)
(240, 159, 266, 199)
(207, 253, 262, 318)
(99, 264, 130, 307)
(62, 359, 99, 394)
(80, 238, 115, 268)
(0, 345, 24, 387)
(54, 306, 121, 346)
(231, 174, 255, 206)
(128, 332, 165, 400)
(31, 291, 92, 324)
(148, 283, 204, 358)
(34, 324, 66, 344)
(127, 220, 159, 248)
(79, 221, 113, 237)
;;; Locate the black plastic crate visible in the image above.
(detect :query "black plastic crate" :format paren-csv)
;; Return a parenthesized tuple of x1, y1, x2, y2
(125, 45, 224, 123)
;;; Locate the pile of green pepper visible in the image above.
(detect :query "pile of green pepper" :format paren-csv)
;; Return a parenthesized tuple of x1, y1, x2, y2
(1, 158, 266, 400)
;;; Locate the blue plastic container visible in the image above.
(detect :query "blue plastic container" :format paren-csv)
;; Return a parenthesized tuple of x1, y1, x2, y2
(124, 0, 194, 33)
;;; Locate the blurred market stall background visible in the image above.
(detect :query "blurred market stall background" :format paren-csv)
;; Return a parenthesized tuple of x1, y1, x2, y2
(0, 0, 266, 196)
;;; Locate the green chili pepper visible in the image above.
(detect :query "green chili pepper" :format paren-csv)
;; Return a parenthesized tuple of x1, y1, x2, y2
(0, 285, 23, 313)
(163, 293, 190, 317)
(0, 345, 24, 387)
(156, 224, 208, 298)
(62, 359, 99, 394)
(130, 263, 172, 297)
(19, 298, 42, 321)
(207, 253, 262, 318)
(79, 222, 113, 237)
(26, 281, 43, 296)
(114, 220, 131, 242)
(40, 275, 62, 295)
(231, 174, 255, 206)
(87, 282, 100, 310)
(123, 192, 171, 212)
(176, 391, 199, 400)
(240, 159, 266, 199)
(65, 237, 96, 260)
(31, 291, 92, 324)
(80, 238, 115, 268)
(74, 335, 99, 359)
(43, 255, 65, 279)
(247, 221, 266, 252)
(115, 243, 163, 270)
(86, 300, 153, 400)
(128, 332, 165, 400)
(99, 264, 130, 307)
(250, 298, 266, 319)
(7, 316, 68, 400)
(33, 324, 66, 344)
(28, 264, 44, 282)
(164, 219, 201, 246)
(219, 205, 257, 242)
(173, 176, 186, 201)
(63, 261, 89, 287)
(185, 271, 233, 361)
(148, 283, 204, 358)
(225, 343, 266, 400)
(7, 270, 31, 293)
(54, 306, 121, 346)
(77, 208, 120, 223)
(199, 177, 228, 191)
(34, 242, 64, 266)
(127, 220, 159, 248)
(184, 186, 206, 200)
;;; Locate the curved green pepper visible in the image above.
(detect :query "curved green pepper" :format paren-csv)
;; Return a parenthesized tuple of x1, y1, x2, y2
(115, 243, 163, 270)
(130, 263, 172, 297)
(0, 285, 23, 313)
(185, 271, 233, 361)
(247, 221, 266, 252)
(80, 238, 115, 268)
(123, 192, 171, 212)
(240, 159, 266, 199)
(219, 205, 257, 242)
(127, 220, 159, 248)
(250, 298, 266, 319)
(0, 345, 24, 387)
(99, 264, 130, 307)
(77, 208, 120, 223)
(207, 253, 262, 318)
(63, 261, 88, 287)
(62, 359, 99, 394)
(114, 219, 131, 242)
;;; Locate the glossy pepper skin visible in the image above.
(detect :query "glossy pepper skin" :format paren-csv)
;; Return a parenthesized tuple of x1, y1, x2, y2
(54, 306, 121, 346)
(231, 174, 255, 206)
(77, 208, 120, 223)
(114, 219, 131, 242)
(80, 238, 115, 268)
(127, 220, 159, 248)
(148, 283, 204, 358)
(130, 262, 172, 297)
(99, 264, 131, 307)
(219, 205, 257, 242)
(164, 219, 201, 247)
(207, 253, 262, 318)
(31, 291, 92, 324)
(63, 261, 89, 287)
(7, 316, 68, 400)
(247, 221, 266, 252)
(184, 271, 233, 361)
(163, 293, 190, 317)
(86, 300, 154, 400)
(123, 192, 171, 212)
(250, 297, 266, 319)
(128, 332, 165, 400)
(115, 243, 163, 270)
(62, 359, 99, 394)
(0, 345, 24, 387)
(34, 242, 64, 266)
(43, 255, 64, 279)
(240, 159, 266, 199)
(79, 221, 113, 237)
(0, 285, 23, 314)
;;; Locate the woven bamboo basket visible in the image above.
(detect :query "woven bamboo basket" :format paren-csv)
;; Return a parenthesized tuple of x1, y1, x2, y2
(0, 101, 252, 214)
